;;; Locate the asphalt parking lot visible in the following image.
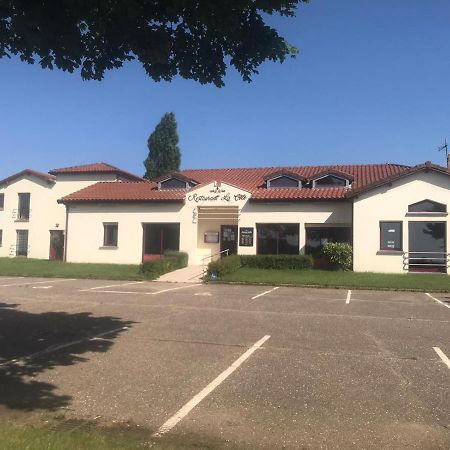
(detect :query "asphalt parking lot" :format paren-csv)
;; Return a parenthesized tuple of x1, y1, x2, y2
(0, 276, 449, 449)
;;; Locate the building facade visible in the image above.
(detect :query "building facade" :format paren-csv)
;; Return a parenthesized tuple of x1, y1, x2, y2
(0, 163, 143, 260)
(0, 160, 448, 274)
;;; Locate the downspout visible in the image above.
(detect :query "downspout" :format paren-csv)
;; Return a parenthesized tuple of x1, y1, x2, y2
(63, 204, 69, 262)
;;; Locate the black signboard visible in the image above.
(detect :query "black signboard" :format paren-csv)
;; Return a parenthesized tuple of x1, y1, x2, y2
(239, 227, 254, 247)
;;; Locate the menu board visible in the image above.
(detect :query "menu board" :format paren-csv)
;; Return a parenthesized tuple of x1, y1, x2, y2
(239, 227, 254, 247)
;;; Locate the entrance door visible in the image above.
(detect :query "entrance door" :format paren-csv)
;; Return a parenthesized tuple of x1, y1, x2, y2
(408, 221, 447, 273)
(220, 225, 238, 255)
(49, 230, 64, 260)
(16, 230, 29, 257)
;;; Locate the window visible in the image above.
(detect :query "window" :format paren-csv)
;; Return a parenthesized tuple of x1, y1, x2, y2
(380, 222, 402, 251)
(313, 175, 348, 188)
(16, 230, 28, 256)
(18, 193, 30, 220)
(159, 178, 188, 190)
(267, 175, 301, 188)
(0, 230, 2, 246)
(144, 223, 180, 255)
(408, 200, 447, 213)
(103, 223, 118, 247)
(305, 227, 352, 256)
(0, 193, 4, 210)
(257, 224, 299, 255)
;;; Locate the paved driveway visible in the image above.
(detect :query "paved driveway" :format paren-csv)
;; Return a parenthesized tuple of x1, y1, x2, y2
(0, 276, 449, 449)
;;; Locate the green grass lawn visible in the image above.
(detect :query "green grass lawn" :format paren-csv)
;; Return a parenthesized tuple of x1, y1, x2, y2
(0, 258, 145, 281)
(218, 267, 450, 292)
(0, 423, 146, 450)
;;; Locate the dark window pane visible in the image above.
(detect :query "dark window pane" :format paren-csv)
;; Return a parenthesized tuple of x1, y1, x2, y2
(268, 177, 299, 188)
(0, 230, 3, 246)
(380, 222, 402, 251)
(103, 223, 118, 246)
(160, 178, 187, 190)
(16, 230, 28, 256)
(305, 227, 352, 255)
(144, 223, 180, 255)
(408, 200, 446, 213)
(0, 194, 4, 210)
(163, 223, 180, 252)
(18, 193, 30, 220)
(314, 176, 347, 187)
(408, 221, 446, 270)
(257, 224, 299, 255)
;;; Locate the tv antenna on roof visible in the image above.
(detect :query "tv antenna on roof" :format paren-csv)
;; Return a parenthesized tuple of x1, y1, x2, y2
(438, 138, 448, 160)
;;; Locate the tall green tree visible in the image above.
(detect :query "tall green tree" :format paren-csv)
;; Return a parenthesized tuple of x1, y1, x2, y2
(0, 1, 308, 87)
(144, 113, 181, 180)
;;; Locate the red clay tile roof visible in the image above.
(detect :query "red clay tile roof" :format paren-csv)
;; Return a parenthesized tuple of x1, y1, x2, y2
(49, 162, 144, 181)
(59, 163, 417, 203)
(347, 161, 450, 198)
(251, 187, 348, 201)
(0, 169, 56, 186)
(59, 182, 185, 203)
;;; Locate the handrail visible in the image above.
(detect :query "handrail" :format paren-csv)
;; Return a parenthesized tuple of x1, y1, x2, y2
(403, 251, 449, 269)
(201, 249, 230, 275)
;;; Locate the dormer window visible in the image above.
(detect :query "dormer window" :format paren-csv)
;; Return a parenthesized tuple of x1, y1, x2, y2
(159, 178, 189, 190)
(310, 171, 353, 188)
(265, 171, 305, 189)
(157, 174, 198, 190)
(408, 199, 447, 213)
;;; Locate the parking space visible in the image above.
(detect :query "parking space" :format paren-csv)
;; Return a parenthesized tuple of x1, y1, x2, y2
(0, 276, 449, 449)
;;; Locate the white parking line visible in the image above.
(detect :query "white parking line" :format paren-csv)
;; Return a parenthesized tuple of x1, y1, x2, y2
(0, 279, 75, 287)
(0, 326, 129, 367)
(251, 287, 279, 300)
(32, 286, 53, 289)
(153, 334, 271, 438)
(346, 290, 352, 304)
(433, 347, 450, 371)
(425, 293, 450, 310)
(149, 284, 200, 295)
(80, 281, 144, 292)
(0, 277, 24, 281)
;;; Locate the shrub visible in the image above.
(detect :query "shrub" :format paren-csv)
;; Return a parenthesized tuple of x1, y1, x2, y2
(140, 251, 189, 279)
(207, 254, 241, 278)
(240, 254, 313, 270)
(322, 243, 353, 271)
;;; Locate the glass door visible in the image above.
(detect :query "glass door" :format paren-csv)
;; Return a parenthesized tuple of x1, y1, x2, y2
(408, 221, 447, 273)
(16, 230, 29, 257)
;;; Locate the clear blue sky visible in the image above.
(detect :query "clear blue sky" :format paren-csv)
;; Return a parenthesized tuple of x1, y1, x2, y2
(1, 0, 450, 179)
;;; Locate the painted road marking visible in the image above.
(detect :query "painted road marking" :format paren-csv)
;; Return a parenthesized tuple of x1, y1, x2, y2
(0, 326, 129, 367)
(149, 284, 200, 295)
(84, 290, 148, 295)
(195, 292, 212, 296)
(0, 279, 75, 287)
(346, 290, 352, 304)
(251, 287, 279, 300)
(0, 277, 24, 281)
(153, 334, 271, 438)
(433, 347, 450, 372)
(32, 286, 53, 289)
(80, 281, 144, 291)
(425, 293, 450, 310)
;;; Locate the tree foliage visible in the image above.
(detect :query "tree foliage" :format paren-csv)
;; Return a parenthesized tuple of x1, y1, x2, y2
(0, 0, 308, 86)
(144, 112, 181, 180)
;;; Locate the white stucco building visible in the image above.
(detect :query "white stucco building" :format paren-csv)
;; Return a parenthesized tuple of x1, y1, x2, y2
(0, 160, 449, 274)
(0, 163, 143, 260)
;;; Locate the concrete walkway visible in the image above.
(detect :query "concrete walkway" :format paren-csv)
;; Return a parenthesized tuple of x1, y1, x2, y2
(156, 265, 205, 283)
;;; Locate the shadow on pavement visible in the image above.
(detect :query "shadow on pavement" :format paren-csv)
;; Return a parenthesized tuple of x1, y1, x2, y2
(0, 301, 134, 412)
